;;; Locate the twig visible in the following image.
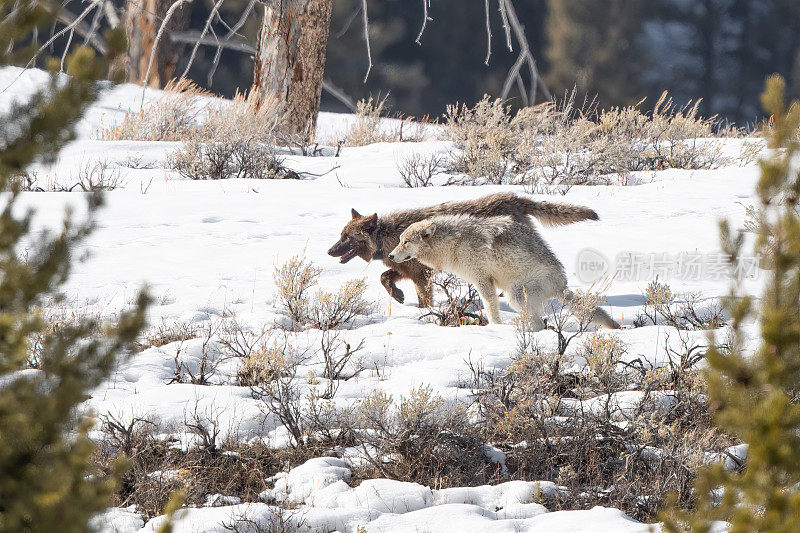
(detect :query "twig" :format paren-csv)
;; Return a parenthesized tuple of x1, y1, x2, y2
(415, 0, 431, 45)
(334, 4, 362, 39)
(499, 0, 551, 102)
(82, 0, 104, 47)
(361, 0, 372, 82)
(179, 0, 225, 81)
(484, 0, 492, 65)
(207, 0, 256, 84)
(140, 0, 194, 106)
(60, 28, 74, 72)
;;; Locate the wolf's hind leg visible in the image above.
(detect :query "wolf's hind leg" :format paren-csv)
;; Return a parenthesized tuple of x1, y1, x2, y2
(475, 278, 502, 324)
(509, 280, 546, 331)
(411, 273, 433, 308)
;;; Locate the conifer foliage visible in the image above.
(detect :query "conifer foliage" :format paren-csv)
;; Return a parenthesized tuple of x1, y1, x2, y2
(0, 2, 148, 531)
(663, 76, 800, 531)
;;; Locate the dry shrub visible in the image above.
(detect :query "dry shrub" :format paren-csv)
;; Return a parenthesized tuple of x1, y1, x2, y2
(420, 273, 487, 326)
(17, 160, 124, 192)
(343, 97, 431, 147)
(636, 279, 725, 330)
(167, 92, 291, 180)
(396, 152, 445, 187)
(137, 319, 198, 350)
(352, 386, 499, 488)
(27, 306, 105, 368)
(273, 255, 371, 329)
(445, 96, 516, 184)
(92, 414, 281, 519)
(446, 92, 749, 193)
(102, 81, 295, 181)
(99, 79, 211, 141)
(100, 81, 281, 143)
(344, 96, 389, 147)
(237, 340, 290, 388)
(304, 279, 371, 330)
(542, 285, 612, 355)
(169, 139, 294, 181)
(201, 91, 281, 144)
(469, 324, 734, 522)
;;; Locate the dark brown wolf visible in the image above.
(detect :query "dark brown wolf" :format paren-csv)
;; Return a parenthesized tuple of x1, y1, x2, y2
(327, 192, 598, 307)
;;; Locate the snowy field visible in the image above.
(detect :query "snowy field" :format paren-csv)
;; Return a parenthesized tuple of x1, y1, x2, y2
(1, 67, 760, 532)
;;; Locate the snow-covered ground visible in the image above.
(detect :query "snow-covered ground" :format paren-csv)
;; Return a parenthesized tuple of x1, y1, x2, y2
(2, 67, 762, 532)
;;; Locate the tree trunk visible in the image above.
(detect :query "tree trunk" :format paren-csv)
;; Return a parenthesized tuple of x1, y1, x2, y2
(124, 0, 192, 88)
(252, 0, 334, 138)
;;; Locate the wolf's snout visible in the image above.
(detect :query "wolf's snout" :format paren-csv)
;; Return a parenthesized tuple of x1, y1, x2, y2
(388, 253, 396, 262)
(328, 240, 345, 256)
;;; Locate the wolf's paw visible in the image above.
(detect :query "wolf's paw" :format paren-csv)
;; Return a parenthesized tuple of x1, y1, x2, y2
(392, 288, 405, 304)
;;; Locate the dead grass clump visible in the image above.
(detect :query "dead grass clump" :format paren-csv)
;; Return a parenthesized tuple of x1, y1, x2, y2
(99, 79, 211, 141)
(342, 97, 432, 147)
(445, 96, 516, 184)
(273, 255, 371, 330)
(445, 92, 748, 193)
(202, 91, 281, 144)
(237, 340, 290, 388)
(344, 96, 389, 147)
(420, 273, 487, 326)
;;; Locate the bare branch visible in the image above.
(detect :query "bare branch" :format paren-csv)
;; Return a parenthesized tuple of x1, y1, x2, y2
(484, 0, 492, 65)
(334, 5, 362, 39)
(361, 0, 372, 82)
(498, 0, 552, 103)
(103, 0, 120, 28)
(169, 30, 254, 54)
(415, 0, 431, 45)
(322, 78, 357, 111)
(60, 28, 74, 73)
(223, 0, 255, 39)
(35, 0, 103, 62)
(498, 0, 512, 51)
(141, 0, 194, 104)
(54, 6, 108, 54)
(82, 0, 104, 48)
(179, 0, 225, 81)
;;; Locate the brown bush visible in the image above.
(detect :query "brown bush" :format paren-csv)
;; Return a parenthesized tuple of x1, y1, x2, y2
(468, 324, 734, 522)
(273, 255, 371, 330)
(444, 92, 753, 193)
(419, 273, 487, 326)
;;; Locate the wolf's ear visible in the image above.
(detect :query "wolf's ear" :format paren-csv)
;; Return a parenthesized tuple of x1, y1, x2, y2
(420, 222, 436, 239)
(364, 213, 378, 230)
(351, 208, 362, 219)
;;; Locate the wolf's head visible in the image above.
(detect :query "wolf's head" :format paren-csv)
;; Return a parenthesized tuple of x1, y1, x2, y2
(388, 220, 436, 263)
(328, 209, 380, 264)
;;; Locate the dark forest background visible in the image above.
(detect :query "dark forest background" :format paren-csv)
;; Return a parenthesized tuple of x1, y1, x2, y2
(169, 0, 798, 124)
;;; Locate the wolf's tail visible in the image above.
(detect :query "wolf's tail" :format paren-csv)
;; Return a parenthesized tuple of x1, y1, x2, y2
(562, 290, 620, 329)
(516, 196, 599, 226)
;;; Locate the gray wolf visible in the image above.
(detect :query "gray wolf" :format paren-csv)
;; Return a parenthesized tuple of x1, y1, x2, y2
(387, 214, 619, 330)
(327, 193, 598, 307)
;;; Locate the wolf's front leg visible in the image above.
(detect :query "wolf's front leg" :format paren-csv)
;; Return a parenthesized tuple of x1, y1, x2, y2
(475, 278, 501, 324)
(380, 269, 405, 303)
